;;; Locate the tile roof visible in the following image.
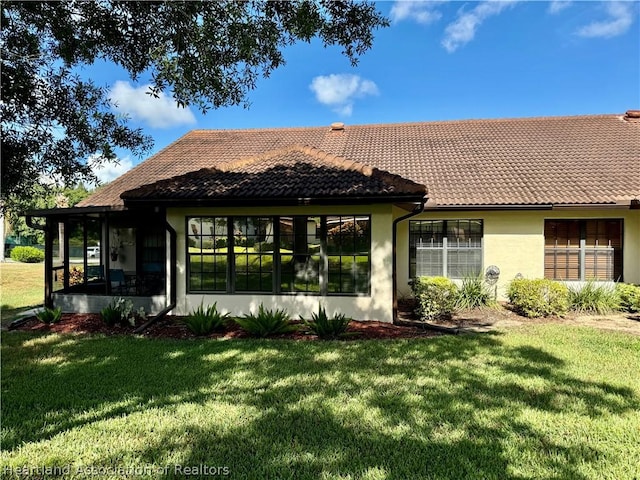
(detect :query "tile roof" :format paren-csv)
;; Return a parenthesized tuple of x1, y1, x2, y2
(120, 145, 426, 203)
(80, 113, 640, 208)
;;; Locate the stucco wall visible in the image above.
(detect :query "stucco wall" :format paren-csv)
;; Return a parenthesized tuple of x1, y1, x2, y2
(395, 208, 640, 300)
(166, 204, 395, 323)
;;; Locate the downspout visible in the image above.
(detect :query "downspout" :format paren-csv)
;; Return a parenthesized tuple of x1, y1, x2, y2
(392, 199, 426, 323)
(134, 220, 177, 333)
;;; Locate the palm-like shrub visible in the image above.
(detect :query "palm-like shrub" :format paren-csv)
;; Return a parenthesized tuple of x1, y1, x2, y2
(183, 302, 230, 335)
(455, 275, 494, 309)
(36, 307, 62, 324)
(234, 305, 297, 337)
(303, 306, 351, 339)
(568, 280, 620, 315)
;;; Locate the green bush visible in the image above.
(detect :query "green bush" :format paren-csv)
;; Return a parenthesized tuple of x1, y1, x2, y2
(183, 302, 230, 335)
(569, 280, 620, 315)
(616, 283, 640, 313)
(411, 276, 458, 321)
(507, 278, 569, 318)
(302, 305, 351, 339)
(100, 303, 122, 326)
(100, 297, 142, 327)
(36, 307, 62, 324)
(455, 275, 494, 309)
(234, 304, 297, 337)
(215, 238, 228, 249)
(10, 246, 44, 263)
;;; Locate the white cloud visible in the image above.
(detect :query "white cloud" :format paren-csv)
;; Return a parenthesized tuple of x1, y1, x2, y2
(442, 0, 518, 53)
(390, 1, 444, 25)
(89, 155, 134, 184)
(309, 74, 379, 117)
(576, 2, 635, 38)
(108, 81, 196, 129)
(548, 1, 572, 15)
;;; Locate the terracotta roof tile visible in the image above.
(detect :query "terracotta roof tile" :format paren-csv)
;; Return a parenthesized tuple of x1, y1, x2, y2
(120, 145, 426, 203)
(80, 113, 640, 208)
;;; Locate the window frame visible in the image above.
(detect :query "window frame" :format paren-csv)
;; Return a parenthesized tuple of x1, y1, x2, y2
(186, 215, 371, 296)
(409, 219, 484, 279)
(544, 218, 623, 282)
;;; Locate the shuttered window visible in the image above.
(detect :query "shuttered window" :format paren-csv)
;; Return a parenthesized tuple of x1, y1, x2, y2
(544, 219, 622, 281)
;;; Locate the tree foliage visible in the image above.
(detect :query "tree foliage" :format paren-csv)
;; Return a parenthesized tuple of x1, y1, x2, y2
(1, 1, 388, 211)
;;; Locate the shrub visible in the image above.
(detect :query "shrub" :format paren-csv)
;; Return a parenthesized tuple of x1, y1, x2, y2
(183, 302, 230, 335)
(215, 238, 228, 249)
(411, 276, 458, 321)
(568, 280, 620, 315)
(303, 305, 351, 339)
(36, 307, 62, 324)
(616, 283, 640, 313)
(234, 304, 297, 337)
(100, 303, 122, 326)
(10, 246, 44, 263)
(455, 275, 494, 309)
(100, 297, 142, 327)
(507, 278, 569, 318)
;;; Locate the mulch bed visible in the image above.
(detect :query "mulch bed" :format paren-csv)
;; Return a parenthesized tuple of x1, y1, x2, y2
(11, 314, 441, 340)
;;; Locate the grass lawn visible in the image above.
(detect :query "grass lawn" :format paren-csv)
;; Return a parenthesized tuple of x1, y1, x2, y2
(0, 262, 44, 327)
(1, 325, 639, 479)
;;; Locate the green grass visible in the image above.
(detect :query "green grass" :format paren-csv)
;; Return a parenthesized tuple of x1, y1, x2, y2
(2, 326, 639, 479)
(0, 262, 44, 326)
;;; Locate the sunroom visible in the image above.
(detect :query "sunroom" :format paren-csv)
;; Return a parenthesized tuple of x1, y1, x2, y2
(26, 206, 175, 315)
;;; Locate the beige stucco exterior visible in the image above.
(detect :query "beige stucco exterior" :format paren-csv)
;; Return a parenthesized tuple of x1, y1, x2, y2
(162, 205, 639, 323)
(395, 208, 640, 301)
(167, 204, 395, 322)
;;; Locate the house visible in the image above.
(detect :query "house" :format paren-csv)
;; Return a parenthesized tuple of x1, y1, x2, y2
(27, 111, 640, 324)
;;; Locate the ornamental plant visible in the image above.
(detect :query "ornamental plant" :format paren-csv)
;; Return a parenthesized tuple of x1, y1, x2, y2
(302, 305, 352, 339)
(411, 276, 458, 321)
(183, 302, 230, 335)
(234, 304, 297, 337)
(507, 278, 569, 318)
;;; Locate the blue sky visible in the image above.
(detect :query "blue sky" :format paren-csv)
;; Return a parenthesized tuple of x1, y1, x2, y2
(92, 1, 640, 182)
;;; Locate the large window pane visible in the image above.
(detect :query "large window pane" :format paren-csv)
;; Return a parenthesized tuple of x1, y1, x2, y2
(544, 219, 622, 281)
(327, 216, 370, 294)
(280, 216, 321, 293)
(411, 220, 482, 278)
(188, 217, 227, 291)
(233, 217, 273, 292)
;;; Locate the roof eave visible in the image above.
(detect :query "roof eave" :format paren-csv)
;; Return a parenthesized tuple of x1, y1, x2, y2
(425, 200, 637, 211)
(24, 205, 128, 217)
(122, 194, 427, 208)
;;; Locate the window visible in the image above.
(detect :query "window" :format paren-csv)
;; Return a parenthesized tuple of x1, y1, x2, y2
(327, 216, 371, 294)
(544, 219, 622, 281)
(187, 215, 371, 295)
(409, 220, 483, 278)
(188, 217, 228, 291)
(280, 217, 321, 293)
(233, 217, 274, 292)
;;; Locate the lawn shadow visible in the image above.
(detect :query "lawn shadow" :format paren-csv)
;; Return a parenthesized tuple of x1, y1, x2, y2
(2, 330, 639, 479)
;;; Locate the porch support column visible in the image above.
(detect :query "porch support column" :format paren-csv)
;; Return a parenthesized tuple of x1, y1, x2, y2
(44, 218, 54, 308)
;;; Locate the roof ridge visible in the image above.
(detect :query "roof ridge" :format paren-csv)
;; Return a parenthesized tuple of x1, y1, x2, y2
(186, 113, 623, 135)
